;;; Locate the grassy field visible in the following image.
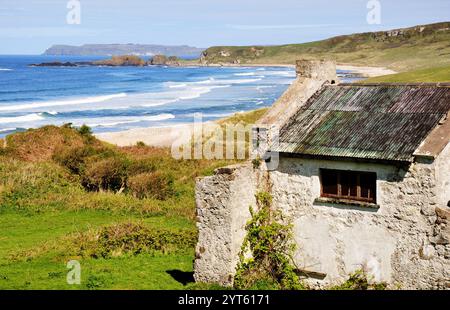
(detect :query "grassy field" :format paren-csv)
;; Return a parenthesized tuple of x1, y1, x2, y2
(0, 209, 195, 289)
(199, 22, 450, 72)
(361, 65, 450, 83)
(0, 110, 269, 289)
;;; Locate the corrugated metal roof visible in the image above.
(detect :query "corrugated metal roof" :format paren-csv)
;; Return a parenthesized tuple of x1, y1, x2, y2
(273, 84, 450, 162)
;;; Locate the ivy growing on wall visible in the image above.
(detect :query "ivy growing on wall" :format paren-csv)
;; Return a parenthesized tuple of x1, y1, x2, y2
(234, 191, 305, 290)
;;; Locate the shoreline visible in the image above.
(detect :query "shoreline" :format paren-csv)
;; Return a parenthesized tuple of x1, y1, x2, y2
(336, 64, 397, 78)
(194, 63, 295, 68)
(96, 122, 218, 148)
(96, 124, 194, 148)
(180, 61, 397, 76)
(96, 64, 396, 147)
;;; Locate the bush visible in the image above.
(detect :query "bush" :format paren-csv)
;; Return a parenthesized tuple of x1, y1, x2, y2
(97, 222, 196, 257)
(128, 171, 174, 200)
(83, 156, 129, 192)
(77, 124, 93, 136)
(4, 125, 86, 162)
(53, 145, 98, 174)
(0, 160, 84, 212)
(330, 270, 387, 290)
(67, 222, 197, 258)
(126, 158, 156, 176)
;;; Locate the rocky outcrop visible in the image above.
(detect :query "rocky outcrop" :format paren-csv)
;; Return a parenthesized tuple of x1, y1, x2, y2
(93, 55, 146, 66)
(30, 55, 147, 67)
(30, 61, 80, 67)
(149, 55, 180, 66)
(31, 54, 184, 68)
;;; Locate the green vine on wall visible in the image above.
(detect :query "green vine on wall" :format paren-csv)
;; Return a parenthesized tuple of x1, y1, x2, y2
(234, 192, 305, 290)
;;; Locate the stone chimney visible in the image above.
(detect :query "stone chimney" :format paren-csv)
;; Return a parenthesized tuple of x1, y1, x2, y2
(295, 59, 337, 82)
(253, 59, 337, 160)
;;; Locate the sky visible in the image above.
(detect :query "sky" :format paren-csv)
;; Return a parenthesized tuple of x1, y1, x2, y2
(0, 0, 449, 54)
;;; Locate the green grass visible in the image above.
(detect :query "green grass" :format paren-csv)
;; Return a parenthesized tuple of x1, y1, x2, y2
(0, 252, 194, 290)
(200, 22, 450, 72)
(361, 65, 450, 83)
(0, 110, 267, 290)
(0, 210, 195, 290)
(218, 108, 268, 126)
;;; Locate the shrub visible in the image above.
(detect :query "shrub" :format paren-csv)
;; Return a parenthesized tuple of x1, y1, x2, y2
(67, 222, 197, 258)
(0, 160, 84, 212)
(126, 158, 156, 176)
(330, 270, 388, 290)
(97, 222, 196, 257)
(77, 124, 93, 136)
(53, 145, 98, 174)
(234, 192, 304, 290)
(83, 156, 129, 192)
(85, 275, 107, 290)
(4, 125, 86, 162)
(128, 171, 174, 200)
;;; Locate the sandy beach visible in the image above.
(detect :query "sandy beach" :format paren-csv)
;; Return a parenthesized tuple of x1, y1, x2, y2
(96, 124, 195, 147)
(336, 65, 397, 78)
(96, 64, 397, 147)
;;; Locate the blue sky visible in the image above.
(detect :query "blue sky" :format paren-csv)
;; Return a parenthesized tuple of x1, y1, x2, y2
(0, 0, 449, 54)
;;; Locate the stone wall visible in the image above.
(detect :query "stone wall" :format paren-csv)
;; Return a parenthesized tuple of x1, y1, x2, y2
(268, 155, 449, 289)
(435, 142, 450, 208)
(194, 152, 449, 289)
(194, 164, 258, 286)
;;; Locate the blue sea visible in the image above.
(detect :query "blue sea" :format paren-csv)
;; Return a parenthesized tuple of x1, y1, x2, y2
(0, 56, 359, 137)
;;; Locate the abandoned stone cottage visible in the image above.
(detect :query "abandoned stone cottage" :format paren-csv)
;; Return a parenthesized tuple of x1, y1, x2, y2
(194, 60, 450, 289)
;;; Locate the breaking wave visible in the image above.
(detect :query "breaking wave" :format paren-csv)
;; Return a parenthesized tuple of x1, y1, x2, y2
(86, 114, 175, 128)
(0, 113, 45, 123)
(0, 93, 127, 112)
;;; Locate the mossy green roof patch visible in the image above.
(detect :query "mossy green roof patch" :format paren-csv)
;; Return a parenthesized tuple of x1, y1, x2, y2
(273, 84, 450, 162)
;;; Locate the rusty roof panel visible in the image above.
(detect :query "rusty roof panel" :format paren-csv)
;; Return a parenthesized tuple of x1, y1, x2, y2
(273, 84, 450, 162)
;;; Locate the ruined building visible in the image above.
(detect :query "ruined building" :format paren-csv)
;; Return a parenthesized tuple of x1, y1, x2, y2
(194, 60, 450, 289)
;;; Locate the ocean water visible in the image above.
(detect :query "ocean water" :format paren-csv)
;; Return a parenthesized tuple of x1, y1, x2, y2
(0, 56, 359, 137)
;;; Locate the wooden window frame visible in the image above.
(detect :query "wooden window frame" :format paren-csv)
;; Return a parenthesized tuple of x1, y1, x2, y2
(320, 169, 377, 204)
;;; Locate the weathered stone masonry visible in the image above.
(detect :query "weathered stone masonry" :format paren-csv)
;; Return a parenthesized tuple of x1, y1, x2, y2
(194, 164, 257, 286)
(194, 61, 450, 289)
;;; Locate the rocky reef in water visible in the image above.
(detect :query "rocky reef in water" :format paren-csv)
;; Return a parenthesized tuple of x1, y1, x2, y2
(149, 55, 180, 66)
(30, 55, 182, 67)
(93, 55, 147, 66)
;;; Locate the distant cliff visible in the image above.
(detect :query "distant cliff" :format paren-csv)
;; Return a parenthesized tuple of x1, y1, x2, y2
(200, 22, 450, 71)
(43, 44, 205, 58)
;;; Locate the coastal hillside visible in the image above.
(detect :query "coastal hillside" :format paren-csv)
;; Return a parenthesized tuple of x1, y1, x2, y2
(0, 124, 235, 289)
(43, 44, 205, 58)
(361, 64, 450, 83)
(200, 22, 450, 71)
